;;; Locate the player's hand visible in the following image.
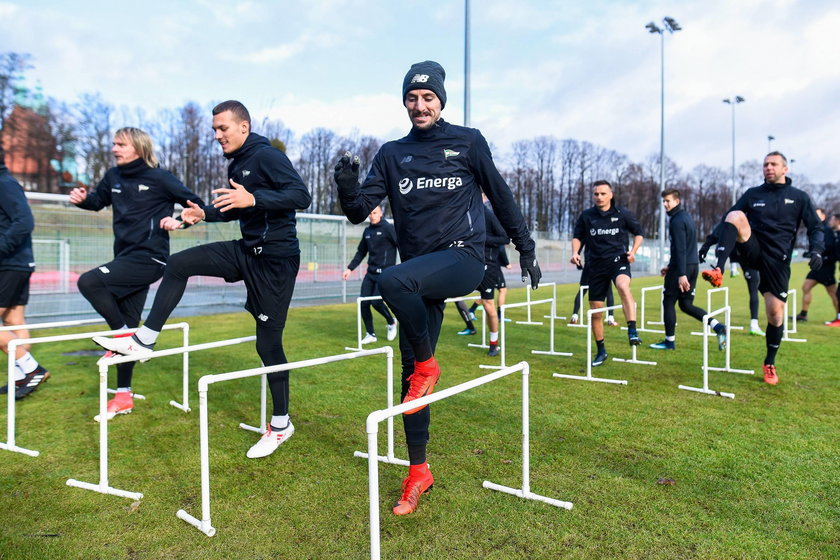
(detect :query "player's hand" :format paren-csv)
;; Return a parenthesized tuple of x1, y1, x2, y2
(69, 186, 87, 204)
(520, 252, 542, 290)
(808, 252, 823, 271)
(678, 275, 690, 292)
(334, 151, 360, 193)
(160, 217, 182, 231)
(570, 253, 582, 267)
(698, 241, 712, 263)
(212, 179, 256, 212)
(626, 251, 636, 264)
(660, 266, 668, 276)
(181, 200, 205, 225)
(342, 269, 352, 281)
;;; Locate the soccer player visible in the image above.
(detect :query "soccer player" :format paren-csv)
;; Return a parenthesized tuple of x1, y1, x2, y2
(0, 144, 49, 400)
(476, 193, 511, 357)
(70, 127, 203, 419)
(828, 213, 840, 327)
(795, 208, 838, 323)
(570, 180, 644, 367)
(701, 151, 823, 384)
(334, 60, 540, 515)
(649, 189, 726, 351)
(569, 250, 618, 327)
(94, 101, 312, 457)
(342, 205, 398, 344)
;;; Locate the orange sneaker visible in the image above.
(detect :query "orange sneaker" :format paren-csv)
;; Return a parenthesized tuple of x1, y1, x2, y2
(402, 357, 440, 415)
(762, 364, 778, 385)
(94, 391, 134, 422)
(702, 267, 723, 288)
(393, 463, 434, 515)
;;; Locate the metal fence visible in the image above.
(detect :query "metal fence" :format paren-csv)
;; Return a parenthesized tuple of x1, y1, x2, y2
(24, 192, 659, 321)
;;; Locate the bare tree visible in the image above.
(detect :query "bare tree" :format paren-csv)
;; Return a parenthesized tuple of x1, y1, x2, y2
(74, 92, 113, 185)
(297, 127, 338, 214)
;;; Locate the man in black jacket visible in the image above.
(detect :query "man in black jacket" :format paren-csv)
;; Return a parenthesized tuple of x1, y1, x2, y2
(795, 208, 838, 323)
(702, 151, 823, 384)
(70, 127, 203, 419)
(0, 144, 50, 400)
(95, 101, 312, 457)
(343, 205, 398, 343)
(333, 60, 540, 516)
(649, 189, 726, 351)
(478, 194, 511, 357)
(571, 180, 644, 367)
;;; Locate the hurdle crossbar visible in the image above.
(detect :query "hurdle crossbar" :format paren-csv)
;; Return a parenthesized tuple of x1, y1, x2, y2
(365, 361, 572, 560)
(175, 347, 395, 537)
(480, 298, 556, 370)
(678, 305, 753, 399)
(691, 287, 743, 336)
(1, 322, 188, 457)
(65, 334, 257, 501)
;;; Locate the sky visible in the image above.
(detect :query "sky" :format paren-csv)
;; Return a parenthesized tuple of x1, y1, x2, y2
(2, 0, 839, 183)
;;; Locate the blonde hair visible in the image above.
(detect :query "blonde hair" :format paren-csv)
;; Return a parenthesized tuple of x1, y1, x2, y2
(115, 127, 158, 168)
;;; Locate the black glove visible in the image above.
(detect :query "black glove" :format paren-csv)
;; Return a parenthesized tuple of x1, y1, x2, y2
(333, 151, 360, 193)
(520, 252, 542, 290)
(808, 252, 823, 271)
(698, 241, 712, 263)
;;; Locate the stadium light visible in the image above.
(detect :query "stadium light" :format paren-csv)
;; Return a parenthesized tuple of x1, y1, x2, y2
(767, 134, 775, 152)
(723, 96, 745, 206)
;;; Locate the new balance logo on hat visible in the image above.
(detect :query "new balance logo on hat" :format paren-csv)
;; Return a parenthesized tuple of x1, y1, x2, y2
(411, 74, 429, 83)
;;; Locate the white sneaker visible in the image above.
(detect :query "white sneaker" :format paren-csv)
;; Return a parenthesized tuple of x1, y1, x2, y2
(93, 335, 154, 363)
(246, 422, 294, 458)
(569, 313, 579, 325)
(607, 315, 619, 327)
(386, 322, 398, 341)
(360, 333, 377, 345)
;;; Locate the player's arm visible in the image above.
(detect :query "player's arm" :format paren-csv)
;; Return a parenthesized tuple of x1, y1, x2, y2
(0, 182, 34, 258)
(252, 151, 312, 211)
(335, 151, 387, 224)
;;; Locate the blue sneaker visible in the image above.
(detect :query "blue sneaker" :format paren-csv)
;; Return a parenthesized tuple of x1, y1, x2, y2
(628, 329, 642, 346)
(592, 349, 609, 367)
(457, 328, 476, 336)
(649, 340, 675, 350)
(714, 325, 727, 351)
(468, 312, 478, 321)
(487, 344, 500, 357)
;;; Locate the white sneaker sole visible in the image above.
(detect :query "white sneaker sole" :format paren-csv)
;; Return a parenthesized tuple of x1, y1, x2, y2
(93, 336, 153, 363)
(94, 408, 132, 423)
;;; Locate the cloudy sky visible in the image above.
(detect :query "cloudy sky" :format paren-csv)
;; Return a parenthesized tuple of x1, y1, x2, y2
(2, 0, 838, 183)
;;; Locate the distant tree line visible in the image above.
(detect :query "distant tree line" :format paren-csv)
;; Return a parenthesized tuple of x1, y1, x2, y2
(3, 51, 838, 241)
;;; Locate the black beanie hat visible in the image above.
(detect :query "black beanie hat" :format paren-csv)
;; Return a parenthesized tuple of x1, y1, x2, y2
(402, 60, 446, 109)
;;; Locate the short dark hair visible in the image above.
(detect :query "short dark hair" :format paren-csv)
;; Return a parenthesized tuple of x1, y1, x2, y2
(661, 188, 681, 200)
(765, 150, 788, 165)
(212, 100, 251, 126)
(593, 180, 612, 189)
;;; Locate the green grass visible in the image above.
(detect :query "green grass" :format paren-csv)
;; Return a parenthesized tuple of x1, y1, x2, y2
(1, 263, 838, 559)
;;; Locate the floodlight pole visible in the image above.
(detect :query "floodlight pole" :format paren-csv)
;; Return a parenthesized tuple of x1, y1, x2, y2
(723, 95, 745, 276)
(464, 0, 471, 127)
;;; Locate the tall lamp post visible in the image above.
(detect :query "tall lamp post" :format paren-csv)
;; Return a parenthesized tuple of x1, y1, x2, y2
(464, 0, 471, 127)
(646, 17, 682, 269)
(723, 95, 745, 276)
(767, 134, 775, 152)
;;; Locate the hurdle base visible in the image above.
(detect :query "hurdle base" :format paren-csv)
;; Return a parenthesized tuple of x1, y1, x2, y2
(781, 336, 806, 343)
(532, 350, 573, 357)
(107, 388, 146, 400)
(239, 422, 264, 434)
(707, 366, 754, 375)
(0, 442, 39, 457)
(678, 385, 735, 399)
(467, 343, 489, 349)
(552, 373, 627, 385)
(638, 328, 665, 334)
(353, 450, 410, 466)
(515, 321, 543, 326)
(66, 478, 143, 500)
(169, 401, 191, 412)
(612, 357, 657, 366)
(543, 314, 567, 321)
(176, 509, 216, 537)
(482, 481, 573, 510)
(566, 324, 587, 329)
(479, 364, 504, 370)
(344, 346, 362, 352)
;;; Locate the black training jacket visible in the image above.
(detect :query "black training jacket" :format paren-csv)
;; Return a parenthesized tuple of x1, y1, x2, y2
(483, 203, 510, 266)
(819, 220, 837, 266)
(347, 219, 399, 274)
(731, 178, 823, 262)
(75, 159, 204, 261)
(204, 133, 312, 256)
(573, 202, 643, 262)
(0, 166, 35, 272)
(338, 119, 534, 263)
(666, 204, 698, 276)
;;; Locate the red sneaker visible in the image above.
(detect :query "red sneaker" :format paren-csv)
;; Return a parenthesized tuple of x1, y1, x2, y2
(825, 319, 840, 327)
(393, 463, 434, 515)
(402, 357, 440, 415)
(762, 364, 778, 385)
(701, 267, 723, 288)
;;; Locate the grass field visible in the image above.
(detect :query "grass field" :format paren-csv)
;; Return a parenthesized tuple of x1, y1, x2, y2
(1, 263, 838, 560)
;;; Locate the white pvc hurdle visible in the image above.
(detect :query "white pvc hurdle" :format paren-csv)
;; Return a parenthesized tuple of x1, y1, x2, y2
(553, 303, 655, 385)
(691, 287, 743, 336)
(782, 289, 805, 342)
(515, 283, 550, 325)
(66, 334, 257, 501)
(638, 286, 665, 333)
(567, 285, 589, 328)
(345, 296, 399, 351)
(176, 347, 395, 537)
(480, 298, 571, 370)
(1, 322, 189, 458)
(678, 306, 754, 399)
(365, 361, 572, 560)
(541, 282, 567, 321)
(466, 306, 488, 350)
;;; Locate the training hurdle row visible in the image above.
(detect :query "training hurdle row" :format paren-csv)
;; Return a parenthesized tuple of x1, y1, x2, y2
(480, 296, 573, 370)
(65, 333, 258, 500)
(176, 347, 395, 537)
(1, 322, 190, 457)
(554, 303, 656, 385)
(679, 306, 754, 399)
(365, 361, 573, 560)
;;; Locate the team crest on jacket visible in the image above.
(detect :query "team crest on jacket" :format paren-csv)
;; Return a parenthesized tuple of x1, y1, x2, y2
(443, 148, 460, 159)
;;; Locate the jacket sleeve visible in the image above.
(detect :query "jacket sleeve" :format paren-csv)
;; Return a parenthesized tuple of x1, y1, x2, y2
(75, 175, 112, 211)
(252, 149, 312, 211)
(572, 213, 587, 243)
(484, 206, 511, 248)
(623, 208, 644, 238)
(671, 218, 688, 276)
(338, 151, 388, 224)
(0, 180, 34, 259)
(468, 131, 534, 255)
(347, 231, 369, 271)
(162, 171, 205, 208)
